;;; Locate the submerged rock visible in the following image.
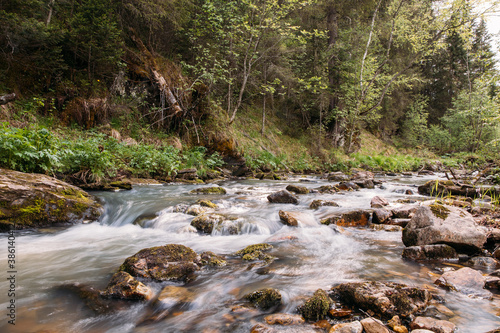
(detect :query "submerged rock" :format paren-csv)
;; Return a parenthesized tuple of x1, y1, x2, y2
(244, 288, 282, 310)
(267, 190, 298, 204)
(119, 244, 201, 282)
(285, 184, 309, 194)
(59, 283, 116, 314)
(101, 271, 153, 300)
(0, 168, 101, 231)
(333, 281, 431, 318)
(402, 245, 458, 261)
(402, 205, 487, 254)
(434, 267, 491, 299)
(199, 251, 227, 266)
(298, 289, 333, 321)
(321, 210, 371, 228)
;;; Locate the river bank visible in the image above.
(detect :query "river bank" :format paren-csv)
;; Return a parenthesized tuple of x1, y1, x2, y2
(1, 172, 500, 332)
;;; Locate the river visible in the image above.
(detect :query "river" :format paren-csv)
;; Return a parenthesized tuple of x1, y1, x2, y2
(1, 174, 499, 332)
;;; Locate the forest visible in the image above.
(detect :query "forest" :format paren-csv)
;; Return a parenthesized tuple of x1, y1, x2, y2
(1, 0, 499, 181)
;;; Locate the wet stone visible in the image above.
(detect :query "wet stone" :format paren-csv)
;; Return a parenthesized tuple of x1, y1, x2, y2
(190, 186, 227, 195)
(285, 184, 309, 194)
(264, 313, 305, 325)
(310, 200, 340, 210)
(298, 289, 333, 322)
(402, 245, 458, 261)
(371, 196, 389, 208)
(267, 190, 298, 204)
(410, 316, 456, 333)
(361, 317, 390, 333)
(329, 321, 363, 333)
(101, 271, 153, 301)
(434, 267, 491, 299)
(467, 256, 499, 269)
(244, 288, 282, 310)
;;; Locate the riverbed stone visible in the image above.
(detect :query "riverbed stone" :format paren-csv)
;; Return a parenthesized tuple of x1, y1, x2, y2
(154, 285, 196, 308)
(434, 267, 491, 298)
(333, 281, 431, 318)
(327, 172, 350, 182)
(402, 204, 487, 254)
(235, 243, 276, 262)
(279, 210, 317, 227)
(391, 205, 417, 219)
(196, 199, 218, 208)
(329, 210, 371, 227)
(244, 288, 282, 310)
(310, 200, 340, 210)
(199, 251, 227, 266)
(361, 317, 390, 333)
(267, 190, 298, 204)
(190, 186, 227, 195)
(402, 244, 458, 261)
(409, 316, 456, 333)
(0, 168, 102, 231)
(329, 321, 363, 333)
(119, 244, 201, 282)
(298, 289, 333, 321)
(467, 256, 499, 269)
(371, 196, 389, 208)
(190, 214, 224, 234)
(186, 205, 208, 216)
(316, 185, 339, 194)
(372, 209, 392, 224)
(286, 184, 309, 194)
(101, 271, 153, 300)
(264, 313, 305, 325)
(337, 182, 360, 191)
(485, 276, 500, 290)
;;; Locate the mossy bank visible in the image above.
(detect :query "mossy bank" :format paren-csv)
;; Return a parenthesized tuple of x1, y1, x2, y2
(0, 169, 102, 231)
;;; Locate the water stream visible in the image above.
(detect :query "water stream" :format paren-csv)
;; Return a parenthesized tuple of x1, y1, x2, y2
(1, 174, 499, 332)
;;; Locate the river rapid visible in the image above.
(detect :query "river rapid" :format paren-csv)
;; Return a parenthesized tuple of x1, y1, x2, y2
(1, 174, 499, 332)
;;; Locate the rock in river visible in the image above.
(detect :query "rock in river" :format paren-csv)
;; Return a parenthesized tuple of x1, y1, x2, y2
(333, 281, 431, 318)
(402, 244, 458, 261)
(119, 244, 201, 282)
(410, 316, 456, 333)
(434, 267, 491, 299)
(402, 204, 487, 254)
(244, 288, 282, 310)
(298, 289, 333, 321)
(267, 190, 298, 204)
(0, 168, 101, 231)
(286, 184, 309, 194)
(101, 271, 153, 300)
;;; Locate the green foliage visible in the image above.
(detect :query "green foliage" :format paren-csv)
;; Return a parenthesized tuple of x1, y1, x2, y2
(349, 153, 423, 172)
(245, 149, 286, 171)
(0, 123, 61, 173)
(400, 96, 429, 147)
(182, 146, 223, 176)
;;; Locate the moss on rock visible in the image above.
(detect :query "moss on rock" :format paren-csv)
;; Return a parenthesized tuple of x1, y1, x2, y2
(190, 187, 227, 194)
(298, 289, 333, 322)
(0, 169, 101, 231)
(244, 288, 282, 310)
(429, 203, 450, 220)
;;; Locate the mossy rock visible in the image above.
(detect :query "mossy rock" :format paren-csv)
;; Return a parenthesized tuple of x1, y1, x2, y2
(190, 187, 227, 195)
(244, 288, 282, 310)
(199, 251, 227, 266)
(190, 214, 225, 234)
(235, 243, 276, 263)
(196, 199, 218, 208)
(298, 289, 333, 322)
(0, 168, 101, 231)
(119, 244, 201, 282)
(101, 271, 153, 300)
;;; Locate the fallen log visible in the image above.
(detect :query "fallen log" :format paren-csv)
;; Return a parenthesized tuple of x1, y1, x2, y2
(0, 93, 16, 105)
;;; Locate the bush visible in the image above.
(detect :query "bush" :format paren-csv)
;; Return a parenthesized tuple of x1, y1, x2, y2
(0, 123, 61, 173)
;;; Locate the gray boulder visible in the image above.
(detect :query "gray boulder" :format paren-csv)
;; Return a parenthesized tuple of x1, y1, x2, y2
(402, 204, 487, 254)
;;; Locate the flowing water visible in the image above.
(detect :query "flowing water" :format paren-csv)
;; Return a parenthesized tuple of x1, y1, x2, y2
(1, 174, 500, 332)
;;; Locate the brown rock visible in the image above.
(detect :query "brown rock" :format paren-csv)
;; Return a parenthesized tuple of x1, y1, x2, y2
(373, 209, 392, 224)
(371, 196, 389, 208)
(391, 205, 417, 219)
(267, 190, 298, 204)
(485, 276, 500, 290)
(361, 317, 390, 333)
(310, 200, 340, 210)
(155, 285, 195, 308)
(323, 210, 371, 228)
(264, 313, 305, 325)
(435, 267, 491, 299)
(279, 210, 317, 227)
(334, 281, 431, 318)
(402, 245, 458, 261)
(286, 184, 309, 194)
(329, 321, 363, 333)
(101, 271, 153, 300)
(329, 308, 353, 318)
(467, 256, 499, 269)
(244, 288, 282, 310)
(410, 316, 456, 333)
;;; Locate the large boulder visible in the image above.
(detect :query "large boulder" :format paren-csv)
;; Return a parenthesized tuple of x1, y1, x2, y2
(333, 281, 431, 319)
(267, 190, 298, 204)
(434, 267, 491, 299)
(0, 168, 101, 231)
(402, 204, 487, 254)
(119, 244, 201, 282)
